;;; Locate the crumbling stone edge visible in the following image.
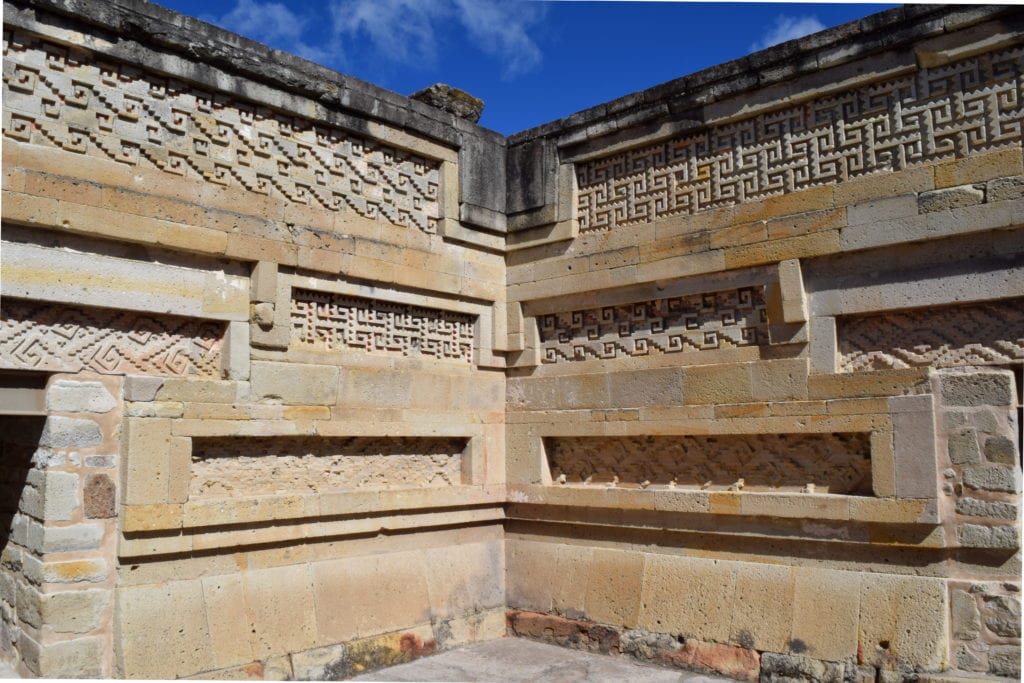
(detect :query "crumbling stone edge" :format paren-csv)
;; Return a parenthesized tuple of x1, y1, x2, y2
(505, 610, 1021, 683)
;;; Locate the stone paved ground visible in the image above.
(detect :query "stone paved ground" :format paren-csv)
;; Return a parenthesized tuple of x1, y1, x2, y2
(351, 638, 736, 682)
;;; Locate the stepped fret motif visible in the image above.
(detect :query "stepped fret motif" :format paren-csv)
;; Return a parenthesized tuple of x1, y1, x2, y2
(839, 299, 1024, 372)
(290, 288, 475, 363)
(539, 287, 767, 363)
(546, 433, 872, 495)
(2, 31, 442, 232)
(576, 47, 1024, 231)
(0, 299, 223, 376)
(191, 436, 466, 497)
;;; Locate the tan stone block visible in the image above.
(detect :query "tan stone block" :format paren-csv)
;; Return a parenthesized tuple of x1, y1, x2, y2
(740, 493, 848, 520)
(715, 403, 771, 418)
(122, 418, 170, 505)
(638, 233, 708, 264)
(251, 361, 339, 405)
(709, 492, 742, 515)
(423, 541, 504, 619)
(121, 504, 183, 532)
(653, 490, 710, 513)
(807, 368, 929, 400)
(167, 436, 192, 505)
(225, 233, 298, 266)
(934, 147, 1023, 188)
(24, 171, 103, 205)
(730, 562, 794, 652)
(858, 574, 947, 670)
(790, 567, 861, 661)
(156, 379, 244, 404)
(552, 543, 593, 618)
(770, 401, 827, 416)
(312, 551, 431, 643)
(683, 363, 752, 405)
(202, 574, 255, 670)
(763, 185, 836, 218)
(833, 166, 934, 206)
(116, 581, 213, 679)
(243, 563, 319, 658)
(767, 208, 846, 240)
(751, 359, 809, 401)
(710, 220, 767, 250)
(640, 553, 737, 642)
(585, 548, 643, 627)
(725, 230, 841, 269)
(1, 190, 60, 228)
(505, 539, 558, 613)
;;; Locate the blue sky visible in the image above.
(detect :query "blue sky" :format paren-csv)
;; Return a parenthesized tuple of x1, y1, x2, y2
(155, 1, 895, 135)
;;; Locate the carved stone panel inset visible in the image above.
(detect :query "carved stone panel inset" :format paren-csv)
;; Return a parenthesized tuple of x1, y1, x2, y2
(539, 287, 767, 363)
(2, 31, 442, 232)
(576, 47, 1024, 231)
(0, 299, 223, 377)
(190, 436, 467, 497)
(545, 433, 872, 495)
(838, 299, 1024, 372)
(291, 288, 475, 363)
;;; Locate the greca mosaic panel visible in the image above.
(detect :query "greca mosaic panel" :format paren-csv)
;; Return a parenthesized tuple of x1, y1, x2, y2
(0, 298, 223, 376)
(190, 436, 467, 496)
(545, 433, 873, 495)
(576, 47, 1024, 231)
(291, 288, 475, 363)
(839, 299, 1024, 372)
(539, 287, 767, 363)
(2, 31, 442, 232)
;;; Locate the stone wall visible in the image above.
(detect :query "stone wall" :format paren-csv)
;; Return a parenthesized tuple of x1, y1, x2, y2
(1, 0, 1021, 680)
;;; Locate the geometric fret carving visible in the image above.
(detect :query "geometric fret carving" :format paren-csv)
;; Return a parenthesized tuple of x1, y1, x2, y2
(190, 436, 467, 497)
(545, 433, 873, 495)
(0, 299, 223, 377)
(290, 289, 475, 363)
(839, 299, 1024, 372)
(576, 47, 1024, 231)
(2, 31, 441, 232)
(539, 287, 767, 363)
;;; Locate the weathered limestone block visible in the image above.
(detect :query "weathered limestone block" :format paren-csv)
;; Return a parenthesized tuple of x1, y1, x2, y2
(917, 185, 985, 212)
(46, 380, 116, 413)
(20, 470, 79, 522)
(38, 416, 102, 449)
(988, 645, 1021, 677)
(250, 361, 339, 405)
(955, 497, 1018, 520)
(962, 466, 1020, 494)
(940, 372, 1015, 407)
(951, 589, 981, 640)
(957, 524, 1020, 549)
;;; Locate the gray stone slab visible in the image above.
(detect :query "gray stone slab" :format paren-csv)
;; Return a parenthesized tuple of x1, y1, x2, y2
(351, 638, 733, 682)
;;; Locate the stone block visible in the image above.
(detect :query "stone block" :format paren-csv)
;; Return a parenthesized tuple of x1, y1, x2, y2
(729, 562, 793, 652)
(122, 375, 164, 402)
(962, 465, 1020, 493)
(660, 638, 760, 681)
(585, 548, 643, 628)
(889, 395, 937, 499)
(423, 541, 504, 620)
(857, 574, 947, 671)
(39, 416, 102, 449)
(122, 418, 170, 505)
(550, 544, 593, 619)
(940, 372, 1015, 407)
(39, 588, 109, 634)
(37, 636, 104, 678)
(955, 497, 1018, 520)
(917, 185, 985, 212)
(83, 473, 115, 518)
(116, 581, 213, 679)
(951, 589, 981, 640)
(958, 524, 1020, 549)
(251, 361, 339, 405)
(989, 645, 1021, 678)
(243, 564, 319, 659)
(28, 558, 107, 584)
(46, 380, 116, 414)
(21, 469, 79, 522)
(790, 567, 860, 662)
(682, 363, 753, 405)
(986, 175, 1024, 202)
(28, 521, 104, 553)
(948, 428, 982, 465)
(223, 320, 251, 381)
(760, 651, 843, 683)
(982, 595, 1021, 637)
(606, 368, 684, 409)
(983, 435, 1017, 465)
(639, 554, 735, 642)
(201, 574, 254, 670)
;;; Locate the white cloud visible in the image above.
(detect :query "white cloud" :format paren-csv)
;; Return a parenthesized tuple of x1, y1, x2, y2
(750, 15, 826, 53)
(453, 0, 544, 79)
(211, 0, 332, 63)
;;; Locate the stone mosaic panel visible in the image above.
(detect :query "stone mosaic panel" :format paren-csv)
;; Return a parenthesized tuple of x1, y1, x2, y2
(2, 31, 441, 232)
(190, 436, 467, 497)
(576, 47, 1024, 231)
(0, 299, 223, 377)
(291, 288, 475, 363)
(839, 300, 1024, 372)
(539, 287, 767, 363)
(545, 433, 872, 494)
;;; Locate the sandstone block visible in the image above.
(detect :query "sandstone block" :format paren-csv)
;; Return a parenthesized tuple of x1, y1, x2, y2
(201, 574, 255, 670)
(30, 558, 107, 584)
(585, 548, 643, 628)
(729, 562, 794, 653)
(955, 497, 1018, 520)
(46, 380, 116, 414)
(790, 567, 860, 662)
(116, 581, 212, 678)
(39, 588, 109, 634)
(682, 363, 752, 405)
(858, 574, 947, 671)
(251, 361, 339, 405)
(948, 428, 982, 465)
(640, 554, 735, 642)
(27, 521, 104, 553)
(37, 636, 104, 678)
(39, 416, 102, 449)
(223, 320, 251, 381)
(423, 541, 504, 619)
(122, 375, 165, 402)
(21, 470, 79, 522)
(122, 418, 171, 505)
(986, 175, 1024, 202)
